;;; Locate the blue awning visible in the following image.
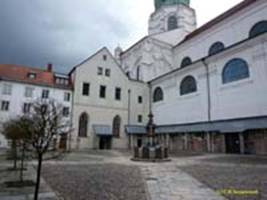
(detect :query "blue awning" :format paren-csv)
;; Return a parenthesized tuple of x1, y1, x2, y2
(156, 116, 267, 134)
(125, 125, 147, 135)
(126, 116, 267, 135)
(93, 125, 112, 136)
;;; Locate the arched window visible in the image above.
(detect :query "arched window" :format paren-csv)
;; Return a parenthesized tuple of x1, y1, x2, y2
(180, 76, 197, 96)
(168, 16, 178, 31)
(249, 21, 267, 38)
(112, 115, 121, 137)
(208, 42, 225, 56)
(78, 112, 88, 137)
(136, 66, 141, 81)
(222, 58, 250, 84)
(153, 87, 164, 102)
(180, 57, 192, 68)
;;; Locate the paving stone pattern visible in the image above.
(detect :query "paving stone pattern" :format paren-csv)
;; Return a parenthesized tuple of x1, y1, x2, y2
(179, 163, 267, 200)
(42, 164, 148, 200)
(141, 164, 225, 200)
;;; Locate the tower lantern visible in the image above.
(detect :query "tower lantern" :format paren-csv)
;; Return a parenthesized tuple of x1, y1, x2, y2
(154, 0, 190, 10)
(149, 0, 195, 35)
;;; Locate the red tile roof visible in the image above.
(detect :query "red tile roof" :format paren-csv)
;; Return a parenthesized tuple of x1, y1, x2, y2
(0, 64, 71, 89)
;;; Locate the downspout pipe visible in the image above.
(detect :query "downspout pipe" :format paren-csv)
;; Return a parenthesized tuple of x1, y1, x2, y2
(127, 89, 131, 149)
(127, 89, 131, 124)
(68, 72, 76, 152)
(201, 58, 211, 122)
(202, 58, 212, 152)
(148, 82, 152, 115)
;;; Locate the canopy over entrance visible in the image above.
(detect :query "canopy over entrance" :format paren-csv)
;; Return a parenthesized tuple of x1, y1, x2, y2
(93, 125, 112, 136)
(126, 116, 267, 135)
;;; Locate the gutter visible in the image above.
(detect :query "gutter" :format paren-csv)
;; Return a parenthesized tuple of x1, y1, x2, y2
(127, 89, 131, 124)
(68, 73, 76, 152)
(201, 58, 211, 122)
(148, 82, 152, 114)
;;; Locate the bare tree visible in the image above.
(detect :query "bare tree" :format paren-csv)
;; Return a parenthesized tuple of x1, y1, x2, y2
(2, 118, 31, 182)
(2, 120, 20, 170)
(23, 99, 71, 200)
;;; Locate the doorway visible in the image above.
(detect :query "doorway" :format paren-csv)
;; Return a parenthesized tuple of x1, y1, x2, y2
(225, 133, 240, 154)
(99, 136, 112, 150)
(137, 138, 142, 148)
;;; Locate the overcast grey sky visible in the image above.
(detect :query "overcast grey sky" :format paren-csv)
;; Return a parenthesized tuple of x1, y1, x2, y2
(0, 0, 243, 73)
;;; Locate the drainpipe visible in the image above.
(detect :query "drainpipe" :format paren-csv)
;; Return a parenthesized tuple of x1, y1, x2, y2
(127, 89, 131, 124)
(202, 58, 211, 122)
(68, 72, 76, 152)
(127, 89, 131, 149)
(148, 82, 152, 114)
(202, 58, 212, 153)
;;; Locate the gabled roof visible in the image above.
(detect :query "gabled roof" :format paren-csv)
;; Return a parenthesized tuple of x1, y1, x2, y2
(68, 47, 125, 76)
(0, 64, 71, 89)
(68, 46, 146, 83)
(176, 0, 258, 47)
(68, 47, 107, 75)
(120, 36, 148, 57)
(121, 35, 173, 57)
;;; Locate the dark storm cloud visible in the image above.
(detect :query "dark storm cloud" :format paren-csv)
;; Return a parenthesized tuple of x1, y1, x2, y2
(0, 0, 132, 73)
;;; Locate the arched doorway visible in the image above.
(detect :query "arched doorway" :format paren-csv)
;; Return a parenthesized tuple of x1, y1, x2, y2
(112, 115, 121, 138)
(79, 112, 88, 138)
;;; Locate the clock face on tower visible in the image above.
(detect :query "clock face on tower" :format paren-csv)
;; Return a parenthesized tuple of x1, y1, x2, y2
(154, 0, 190, 10)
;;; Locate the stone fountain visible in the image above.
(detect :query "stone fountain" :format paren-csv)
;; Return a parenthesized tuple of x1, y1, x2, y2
(132, 112, 171, 162)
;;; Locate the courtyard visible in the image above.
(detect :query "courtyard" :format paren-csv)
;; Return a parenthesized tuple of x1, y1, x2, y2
(0, 149, 267, 200)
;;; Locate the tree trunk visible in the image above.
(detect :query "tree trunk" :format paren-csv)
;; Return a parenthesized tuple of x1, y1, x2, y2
(12, 140, 17, 169)
(34, 153, 43, 200)
(20, 142, 25, 182)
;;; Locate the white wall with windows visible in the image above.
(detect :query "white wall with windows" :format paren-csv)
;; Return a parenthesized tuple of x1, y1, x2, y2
(0, 81, 72, 147)
(151, 62, 209, 125)
(71, 47, 149, 149)
(173, 0, 267, 71)
(208, 35, 267, 121)
(151, 31, 267, 125)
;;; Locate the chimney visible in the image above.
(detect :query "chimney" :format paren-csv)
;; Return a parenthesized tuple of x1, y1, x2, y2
(114, 46, 123, 64)
(47, 63, 53, 72)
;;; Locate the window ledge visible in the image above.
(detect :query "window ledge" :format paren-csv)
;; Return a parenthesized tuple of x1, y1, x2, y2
(220, 78, 254, 91)
(178, 92, 200, 100)
(153, 101, 165, 106)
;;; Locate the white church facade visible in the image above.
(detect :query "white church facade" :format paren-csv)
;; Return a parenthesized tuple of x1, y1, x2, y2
(1, 0, 267, 154)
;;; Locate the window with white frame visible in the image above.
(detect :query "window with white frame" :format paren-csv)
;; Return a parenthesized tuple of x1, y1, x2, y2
(27, 72, 37, 79)
(25, 87, 34, 98)
(64, 92, 71, 102)
(2, 84, 12, 95)
(98, 67, 103, 75)
(138, 115, 143, 123)
(105, 69, 111, 77)
(42, 89, 49, 99)
(63, 107, 70, 117)
(1, 101, 10, 111)
(23, 103, 32, 113)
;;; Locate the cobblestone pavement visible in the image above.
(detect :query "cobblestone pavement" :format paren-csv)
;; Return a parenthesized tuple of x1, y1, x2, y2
(178, 155, 267, 200)
(201, 154, 267, 165)
(140, 163, 225, 200)
(0, 162, 58, 200)
(41, 151, 225, 200)
(42, 164, 148, 200)
(3, 149, 266, 200)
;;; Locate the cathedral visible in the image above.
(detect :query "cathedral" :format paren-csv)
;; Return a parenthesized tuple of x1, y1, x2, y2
(69, 0, 267, 154)
(1, 0, 267, 155)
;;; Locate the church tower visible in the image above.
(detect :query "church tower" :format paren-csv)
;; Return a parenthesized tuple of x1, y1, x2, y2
(149, 0, 197, 35)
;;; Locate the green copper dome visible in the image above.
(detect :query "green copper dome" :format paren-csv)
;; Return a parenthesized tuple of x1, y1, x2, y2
(154, 0, 190, 10)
